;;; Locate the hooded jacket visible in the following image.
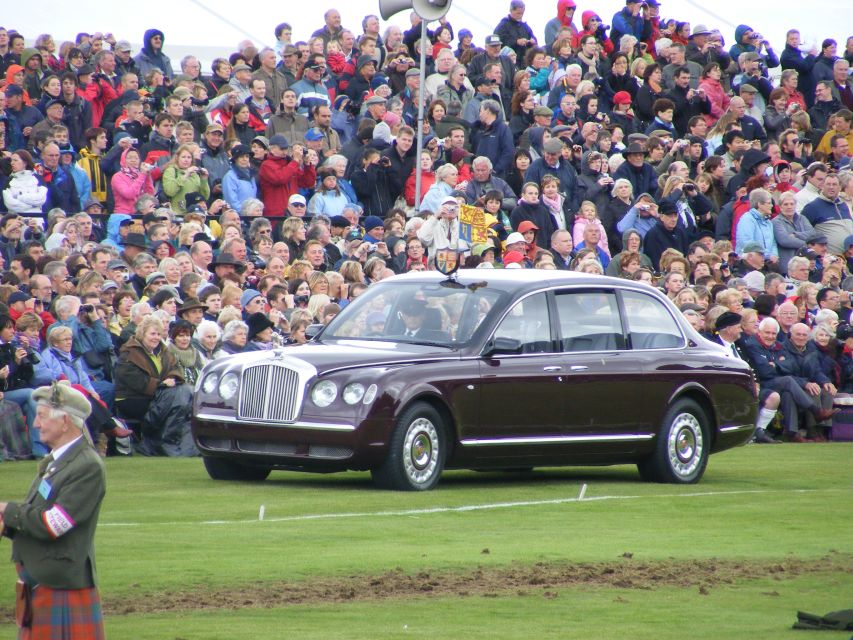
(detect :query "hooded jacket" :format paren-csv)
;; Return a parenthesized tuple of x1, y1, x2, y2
(576, 154, 610, 215)
(544, 0, 579, 50)
(105, 213, 132, 249)
(133, 29, 173, 80)
(729, 25, 780, 68)
(606, 227, 654, 276)
(111, 147, 155, 214)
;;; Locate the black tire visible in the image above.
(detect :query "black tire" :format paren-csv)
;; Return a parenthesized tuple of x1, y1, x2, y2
(203, 456, 271, 481)
(637, 399, 709, 484)
(371, 402, 447, 491)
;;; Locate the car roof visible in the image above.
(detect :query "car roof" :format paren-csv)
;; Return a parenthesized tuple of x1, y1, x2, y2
(388, 269, 632, 290)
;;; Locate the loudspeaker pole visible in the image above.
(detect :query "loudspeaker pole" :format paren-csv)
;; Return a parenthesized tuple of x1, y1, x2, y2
(413, 18, 427, 213)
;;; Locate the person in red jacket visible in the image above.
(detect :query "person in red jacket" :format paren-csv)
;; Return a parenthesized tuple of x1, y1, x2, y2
(258, 134, 317, 217)
(75, 65, 118, 128)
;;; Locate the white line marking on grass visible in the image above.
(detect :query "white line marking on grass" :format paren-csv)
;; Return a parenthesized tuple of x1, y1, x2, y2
(578, 483, 588, 501)
(100, 488, 836, 528)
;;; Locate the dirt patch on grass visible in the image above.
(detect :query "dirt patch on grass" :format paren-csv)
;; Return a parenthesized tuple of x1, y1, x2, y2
(3, 554, 850, 620)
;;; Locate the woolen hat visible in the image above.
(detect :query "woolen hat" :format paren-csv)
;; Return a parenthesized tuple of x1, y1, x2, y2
(658, 199, 679, 215)
(363, 216, 384, 232)
(357, 57, 377, 70)
(240, 289, 262, 308)
(246, 312, 275, 340)
(330, 215, 350, 228)
(230, 144, 251, 159)
(716, 311, 743, 331)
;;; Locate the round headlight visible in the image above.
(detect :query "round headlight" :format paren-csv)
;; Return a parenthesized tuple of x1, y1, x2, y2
(311, 380, 338, 407)
(342, 382, 365, 405)
(219, 373, 239, 401)
(202, 372, 220, 395)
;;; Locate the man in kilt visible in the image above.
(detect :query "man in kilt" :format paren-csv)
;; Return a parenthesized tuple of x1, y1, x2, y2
(0, 381, 106, 640)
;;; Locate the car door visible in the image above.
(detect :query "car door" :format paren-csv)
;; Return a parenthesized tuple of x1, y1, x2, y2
(472, 291, 566, 457)
(551, 288, 647, 456)
(618, 288, 689, 433)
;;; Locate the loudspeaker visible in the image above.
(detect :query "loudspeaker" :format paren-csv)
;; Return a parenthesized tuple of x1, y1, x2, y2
(379, 0, 451, 21)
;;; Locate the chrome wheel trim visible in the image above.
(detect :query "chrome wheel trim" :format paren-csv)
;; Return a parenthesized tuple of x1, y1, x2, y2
(667, 413, 704, 478)
(403, 417, 439, 485)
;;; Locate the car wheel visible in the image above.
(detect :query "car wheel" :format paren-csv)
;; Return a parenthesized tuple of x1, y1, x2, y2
(203, 456, 271, 481)
(637, 399, 709, 484)
(372, 402, 446, 491)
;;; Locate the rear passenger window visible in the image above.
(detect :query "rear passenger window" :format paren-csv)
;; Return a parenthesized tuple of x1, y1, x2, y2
(493, 292, 552, 353)
(621, 291, 685, 349)
(554, 291, 625, 352)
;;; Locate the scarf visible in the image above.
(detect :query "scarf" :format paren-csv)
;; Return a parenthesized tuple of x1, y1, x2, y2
(250, 339, 273, 351)
(233, 164, 255, 182)
(168, 343, 199, 369)
(121, 164, 140, 180)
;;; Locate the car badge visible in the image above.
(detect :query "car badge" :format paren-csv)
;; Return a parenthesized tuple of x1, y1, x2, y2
(434, 247, 462, 277)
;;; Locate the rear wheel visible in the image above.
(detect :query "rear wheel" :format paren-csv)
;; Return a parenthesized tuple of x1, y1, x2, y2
(203, 456, 271, 481)
(638, 399, 709, 484)
(372, 402, 446, 491)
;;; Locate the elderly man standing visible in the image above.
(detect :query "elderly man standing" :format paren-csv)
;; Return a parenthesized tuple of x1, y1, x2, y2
(1, 381, 106, 640)
(801, 172, 852, 254)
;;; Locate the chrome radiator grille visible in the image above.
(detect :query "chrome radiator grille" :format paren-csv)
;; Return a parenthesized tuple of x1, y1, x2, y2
(238, 365, 300, 422)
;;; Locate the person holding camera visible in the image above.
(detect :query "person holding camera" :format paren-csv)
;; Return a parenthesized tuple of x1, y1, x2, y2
(0, 312, 37, 457)
(161, 144, 211, 213)
(417, 196, 470, 261)
(686, 25, 731, 70)
(75, 64, 118, 128)
(728, 25, 779, 72)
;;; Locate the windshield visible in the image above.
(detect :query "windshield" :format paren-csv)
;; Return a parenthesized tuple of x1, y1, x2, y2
(322, 280, 506, 347)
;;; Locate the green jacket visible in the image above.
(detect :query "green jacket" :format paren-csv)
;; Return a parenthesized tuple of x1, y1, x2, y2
(161, 165, 210, 213)
(3, 439, 106, 589)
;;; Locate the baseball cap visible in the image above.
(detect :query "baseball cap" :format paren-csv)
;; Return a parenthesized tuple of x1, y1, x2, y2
(115, 40, 132, 52)
(288, 193, 306, 205)
(485, 35, 502, 47)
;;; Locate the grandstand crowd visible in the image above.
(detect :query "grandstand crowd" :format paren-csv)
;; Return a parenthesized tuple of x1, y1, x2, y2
(0, 0, 851, 457)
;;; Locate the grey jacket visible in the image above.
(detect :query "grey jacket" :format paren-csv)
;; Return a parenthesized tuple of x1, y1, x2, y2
(772, 212, 814, 273)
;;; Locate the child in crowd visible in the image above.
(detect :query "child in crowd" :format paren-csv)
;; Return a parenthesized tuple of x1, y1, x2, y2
(572, 200, 610, 255)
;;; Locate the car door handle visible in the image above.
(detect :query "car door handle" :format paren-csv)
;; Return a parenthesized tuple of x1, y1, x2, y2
(570, 365, 589, 372)
(543, 366, 563, 372)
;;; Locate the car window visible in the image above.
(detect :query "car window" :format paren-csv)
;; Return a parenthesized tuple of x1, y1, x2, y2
(620, 290, 685, 349)
(493, 292, 553, 353)
(554, 290, 625, 352)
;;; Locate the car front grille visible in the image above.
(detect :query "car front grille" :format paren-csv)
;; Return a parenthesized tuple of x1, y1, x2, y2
(238, 364, 301, 422)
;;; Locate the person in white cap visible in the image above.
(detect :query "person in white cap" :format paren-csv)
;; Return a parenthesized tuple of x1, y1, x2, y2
(1, 381, 106, 639)
(417, 195, 470, 260)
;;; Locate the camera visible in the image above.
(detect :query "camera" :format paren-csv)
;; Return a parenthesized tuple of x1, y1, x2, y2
(190, 96, 209, 107)
(720, 262, 729, 270)
(683, 183, 697, 194)
(638, 204, 650, 211)
(294, 294, 310, 305)
(366, 244, 377, 253)
(81, 304, 95, 313)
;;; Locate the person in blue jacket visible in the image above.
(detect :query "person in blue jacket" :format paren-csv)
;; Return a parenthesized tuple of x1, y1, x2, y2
(222, 145, 258, 212)
(735, 188, 779, 259)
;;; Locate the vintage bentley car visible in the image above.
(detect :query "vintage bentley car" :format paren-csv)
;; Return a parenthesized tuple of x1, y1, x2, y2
(191, 270, 757, 490)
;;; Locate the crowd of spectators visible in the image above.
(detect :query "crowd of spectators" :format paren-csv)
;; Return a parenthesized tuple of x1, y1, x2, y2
(0, 1, 851, 457)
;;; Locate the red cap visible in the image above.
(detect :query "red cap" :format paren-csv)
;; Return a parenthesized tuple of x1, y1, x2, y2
(613, 91, 633, 105)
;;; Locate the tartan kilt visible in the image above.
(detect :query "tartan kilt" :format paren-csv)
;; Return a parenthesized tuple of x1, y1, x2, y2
(20, 585, 105, 640)
(0, 399, 31, 461)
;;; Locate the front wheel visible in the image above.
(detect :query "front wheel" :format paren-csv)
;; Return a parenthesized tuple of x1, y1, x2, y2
(372, 402, 446, 491)
(638, 399, 709, 484)
(203, 456, 271, 481)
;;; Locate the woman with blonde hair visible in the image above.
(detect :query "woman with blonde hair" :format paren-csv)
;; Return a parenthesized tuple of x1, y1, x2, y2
(287, 259, 313, 283)
(338, 260, 365, 285)
(159, 257, 182, 286)
(279, 216, 307, 261)
(307, 294, 332, 323)
(162, 144, 211, 213)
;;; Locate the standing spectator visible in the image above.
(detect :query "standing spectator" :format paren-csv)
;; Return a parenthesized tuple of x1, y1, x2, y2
(222, 145, 257, 213)
(111, 147, 155, 214)
(134, 29, 173, 81)
(161, 144, 211, 213)
(495, 1, 538, 62)
(259, 135, 317, 217)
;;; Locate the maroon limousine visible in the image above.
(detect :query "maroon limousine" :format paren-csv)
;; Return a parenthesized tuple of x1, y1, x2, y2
(191, 270, 757, 490)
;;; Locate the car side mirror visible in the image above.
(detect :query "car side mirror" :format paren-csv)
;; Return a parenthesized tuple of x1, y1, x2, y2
(305, 324, 324, 341)
(483, 336, 522, 357)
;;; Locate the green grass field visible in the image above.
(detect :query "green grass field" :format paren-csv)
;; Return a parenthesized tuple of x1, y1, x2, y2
(1, 444, 851, 638)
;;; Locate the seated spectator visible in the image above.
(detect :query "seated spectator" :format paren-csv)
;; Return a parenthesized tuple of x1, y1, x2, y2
(166, 320, 205, 387)
(114, 316, 196, 456)
(219, 319, 249, 355)
(193, 319, 222, 365)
